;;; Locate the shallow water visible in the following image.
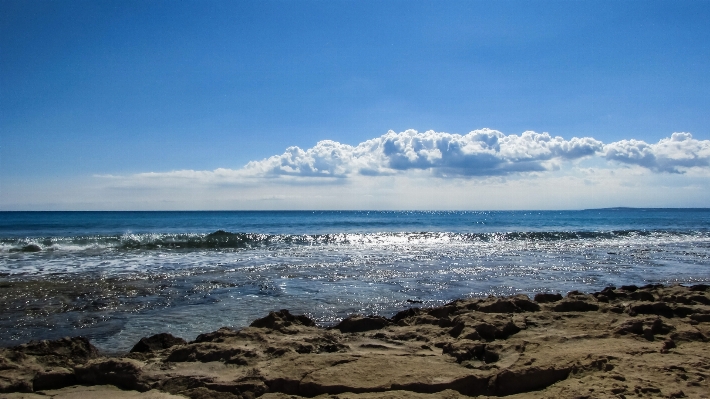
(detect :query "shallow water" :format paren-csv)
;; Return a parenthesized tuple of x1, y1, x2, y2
(1, 210, 709, 352)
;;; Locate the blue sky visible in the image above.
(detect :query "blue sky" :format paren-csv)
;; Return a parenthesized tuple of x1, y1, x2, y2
(2, 0, 710, 210)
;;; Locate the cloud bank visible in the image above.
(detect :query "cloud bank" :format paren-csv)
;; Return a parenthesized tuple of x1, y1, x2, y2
(603, 132, 710, 173)
(242, 129, 606, 178)
(99, 130, 710, 185)
(93, 130, 710, 186)
(136, 129, 703, 184)
(5, 130, 710, 210)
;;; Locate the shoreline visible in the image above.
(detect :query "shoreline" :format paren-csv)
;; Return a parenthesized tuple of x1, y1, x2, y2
(1, 283, 709, 398)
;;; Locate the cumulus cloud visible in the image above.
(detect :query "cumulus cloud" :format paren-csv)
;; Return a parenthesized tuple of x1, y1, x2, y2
(243, 129, 604, 178)
(603, 133, 710, 173)
(95, 130, 710, 187)
(8, 130, 710, 210)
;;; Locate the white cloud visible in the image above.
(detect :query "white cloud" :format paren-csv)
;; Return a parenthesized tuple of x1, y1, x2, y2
(603, 132, 710, 173)
(4, 129, 709, 210)
(96, 130, 710, 184)
(241, 129, 604, 178)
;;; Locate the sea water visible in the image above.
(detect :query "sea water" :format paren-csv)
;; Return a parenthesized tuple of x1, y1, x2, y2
(1, 209, 709, 352)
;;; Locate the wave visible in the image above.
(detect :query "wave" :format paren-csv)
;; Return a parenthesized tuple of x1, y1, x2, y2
(1, 229, 708, 254)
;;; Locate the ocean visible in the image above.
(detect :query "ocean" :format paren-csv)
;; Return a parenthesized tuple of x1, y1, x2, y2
(1, 209, 709, 352)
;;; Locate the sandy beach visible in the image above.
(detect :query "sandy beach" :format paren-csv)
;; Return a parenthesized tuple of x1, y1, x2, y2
(1, 283, 708, 399)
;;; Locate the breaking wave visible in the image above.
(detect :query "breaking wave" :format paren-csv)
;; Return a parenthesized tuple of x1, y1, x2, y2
(2, 229, 708, 253)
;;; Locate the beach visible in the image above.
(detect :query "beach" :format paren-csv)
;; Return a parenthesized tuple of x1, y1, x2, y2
(1, 283, 709, 398)
(1, 210, 710, 397)
(2, 210, 710, 352)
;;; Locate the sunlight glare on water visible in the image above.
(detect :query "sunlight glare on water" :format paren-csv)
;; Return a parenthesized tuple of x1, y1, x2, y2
(1, 210, 709, 351)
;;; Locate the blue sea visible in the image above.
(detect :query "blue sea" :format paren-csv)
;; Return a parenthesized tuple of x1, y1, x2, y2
(1, 209, 709, 352)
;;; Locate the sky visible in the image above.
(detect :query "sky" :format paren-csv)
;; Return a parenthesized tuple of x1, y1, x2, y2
(1, 0, 709, 210)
